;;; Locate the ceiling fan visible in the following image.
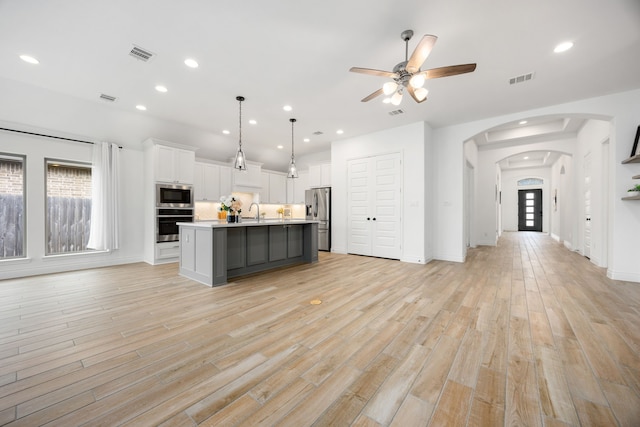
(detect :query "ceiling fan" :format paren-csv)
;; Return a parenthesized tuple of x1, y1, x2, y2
(350, 30, 477, 105)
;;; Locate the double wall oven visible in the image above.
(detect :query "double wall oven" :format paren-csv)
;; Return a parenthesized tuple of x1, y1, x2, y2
(156, 184, 193, 242)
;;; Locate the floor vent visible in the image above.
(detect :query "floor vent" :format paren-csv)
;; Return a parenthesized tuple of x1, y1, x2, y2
(129, 45, 155, 62)
(312, 131, 324, 135)
(99, 93, 117, 102)
(388, 109, 404, 116)
(509, 72, 535, 85)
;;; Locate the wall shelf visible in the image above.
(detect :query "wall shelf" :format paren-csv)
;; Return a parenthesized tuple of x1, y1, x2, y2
(622, 195, 640, 200)
(621, 154, 640, 164)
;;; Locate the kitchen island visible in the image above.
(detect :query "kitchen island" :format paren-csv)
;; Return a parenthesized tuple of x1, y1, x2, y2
(177, 219, 318, 286)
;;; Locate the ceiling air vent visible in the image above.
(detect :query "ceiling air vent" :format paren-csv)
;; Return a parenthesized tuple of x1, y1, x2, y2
(312, 131, 324, 135)
(99, 93, 117, 102)
(509, 72, 535, 85)
(129, 45, 155, 62)
(388, 109, 404, 116)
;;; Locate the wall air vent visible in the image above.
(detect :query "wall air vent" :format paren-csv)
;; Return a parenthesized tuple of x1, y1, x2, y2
(312, 131, 324, 135)
(509, 72, 535, 85)
(388, 109, 404, 116)
(129, 45, 155, 62)
(99, 93, 117, 102)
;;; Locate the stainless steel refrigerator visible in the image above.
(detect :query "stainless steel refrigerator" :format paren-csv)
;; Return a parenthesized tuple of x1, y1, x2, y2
(306, 187, 330, 251)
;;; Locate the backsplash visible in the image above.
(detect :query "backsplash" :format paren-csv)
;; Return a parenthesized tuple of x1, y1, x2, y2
(195, 192, 305, 221)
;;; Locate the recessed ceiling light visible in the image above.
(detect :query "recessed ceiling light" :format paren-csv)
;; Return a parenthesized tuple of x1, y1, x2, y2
(19, 55, 39, 64)
(336, 130, 344, 135)
(155, 85, 168, 93)
(277, 145, 284, 149)
(554, 41, 574, 53)
(283, 105, 292, 112)
(249, 119, 257, 125)
(184, 58, 199, 68)
(303, 138, 310, 143)
(136, 105, 147, 111)
(222, 130, 230, 135)
(519, 120, 528, 125)
(524, 156, 529, 160)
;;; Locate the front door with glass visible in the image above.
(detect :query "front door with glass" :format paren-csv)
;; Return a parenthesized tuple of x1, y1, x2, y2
(518, 189, 542, 232)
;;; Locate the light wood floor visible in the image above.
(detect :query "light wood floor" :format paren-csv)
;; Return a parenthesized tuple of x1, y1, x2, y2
(1, 232, 639, 426)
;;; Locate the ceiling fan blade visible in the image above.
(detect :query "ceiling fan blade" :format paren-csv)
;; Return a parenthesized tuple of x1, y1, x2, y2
(420, 63, 477, 79)
(349, 67, 397, 78)
(406, 35, 438, 73)
(406, 85, 428, 103)
(361, 88, 384, 102)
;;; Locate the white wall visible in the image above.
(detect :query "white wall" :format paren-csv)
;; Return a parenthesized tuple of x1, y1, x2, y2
(501, 169, 551, 232)
(0, 129, 144, 279)
(331, 122, 429, 264)
(549, 154, 573, 247)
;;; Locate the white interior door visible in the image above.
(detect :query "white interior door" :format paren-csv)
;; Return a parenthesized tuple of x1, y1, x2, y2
(348, 158, 372, 255)
(347, 153, 401, 259)
(371, 154, 401, 259)
(584, 152, 592, 259)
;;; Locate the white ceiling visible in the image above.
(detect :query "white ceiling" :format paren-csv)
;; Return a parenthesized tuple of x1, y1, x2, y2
(1, 0, 639, 171)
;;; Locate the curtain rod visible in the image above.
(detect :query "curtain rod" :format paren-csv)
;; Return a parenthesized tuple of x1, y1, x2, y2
(0, 127, 123, 149)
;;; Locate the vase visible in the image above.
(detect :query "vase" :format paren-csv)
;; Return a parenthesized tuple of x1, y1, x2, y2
(218, 210, 227, 220)
(227, 214, 236, 223)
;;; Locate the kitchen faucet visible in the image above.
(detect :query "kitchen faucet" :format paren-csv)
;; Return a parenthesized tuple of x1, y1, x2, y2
(249, 202, 260, 221)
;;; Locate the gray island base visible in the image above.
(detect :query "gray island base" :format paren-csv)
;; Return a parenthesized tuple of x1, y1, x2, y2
(178, 220, 319, 286)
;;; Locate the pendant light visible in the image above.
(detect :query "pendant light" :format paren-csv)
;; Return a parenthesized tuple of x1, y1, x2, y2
(287, 118, 298, 178)
(233, 95, 247, 170)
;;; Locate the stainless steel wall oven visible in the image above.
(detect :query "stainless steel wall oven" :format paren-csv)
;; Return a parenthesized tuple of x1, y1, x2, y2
(156, 208, 193, 242)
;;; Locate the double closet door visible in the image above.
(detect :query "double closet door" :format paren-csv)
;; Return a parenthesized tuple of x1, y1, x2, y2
(347, 152, 401, 260)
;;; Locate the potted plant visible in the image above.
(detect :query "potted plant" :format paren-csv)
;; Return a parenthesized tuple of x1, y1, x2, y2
(627, 184, 640, 198)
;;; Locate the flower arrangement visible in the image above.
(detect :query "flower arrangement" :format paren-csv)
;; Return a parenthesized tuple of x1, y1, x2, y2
(220, 195, 242, 214)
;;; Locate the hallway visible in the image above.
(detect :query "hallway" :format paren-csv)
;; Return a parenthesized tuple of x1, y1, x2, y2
(0, 232, 638, 425)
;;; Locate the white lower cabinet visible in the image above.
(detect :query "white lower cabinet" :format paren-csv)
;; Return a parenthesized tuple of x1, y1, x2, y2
(347, 153, 401, 260)
(155, 241, 181, 261)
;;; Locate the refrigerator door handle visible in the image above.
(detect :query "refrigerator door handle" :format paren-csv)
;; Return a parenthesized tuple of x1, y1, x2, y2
(313, 192, 318, 218)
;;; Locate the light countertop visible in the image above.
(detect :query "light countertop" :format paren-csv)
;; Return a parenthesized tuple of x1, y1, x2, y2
(178, 219, 319, 228)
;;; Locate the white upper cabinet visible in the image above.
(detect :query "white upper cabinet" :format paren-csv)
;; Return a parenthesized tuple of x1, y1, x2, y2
(194, 162, 222, 201)
(259, 171, 287, 203)
(219, 166, 232, 197)
(269, 173, 287, 203)
(308, 162, 331, 188)
(287, 171, 308, 203)
(154, 144, 195, 184)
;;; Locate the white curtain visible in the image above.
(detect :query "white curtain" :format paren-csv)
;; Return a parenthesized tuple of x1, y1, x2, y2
(87, 142, 120, 251)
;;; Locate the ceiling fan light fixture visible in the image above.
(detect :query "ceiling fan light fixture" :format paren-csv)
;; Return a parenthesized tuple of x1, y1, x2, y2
(383, 81, 398, 95)
(409, 73, 425, 88)
(382, 97, 392, 104)
(414, 87, 429, 101)
(233, 96, 247, 171)
(287, 118, 298, 178)
(391, 91, 403, 106)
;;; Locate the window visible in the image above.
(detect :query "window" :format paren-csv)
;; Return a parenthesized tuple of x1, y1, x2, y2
(0, 154, 26, 259)
(45, 159, 92, 255)
(517, 178, 543, 186)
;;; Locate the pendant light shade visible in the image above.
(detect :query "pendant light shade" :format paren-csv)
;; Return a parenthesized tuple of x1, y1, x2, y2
(287, 118, 298, 178)
(233, 96, 247, 171)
